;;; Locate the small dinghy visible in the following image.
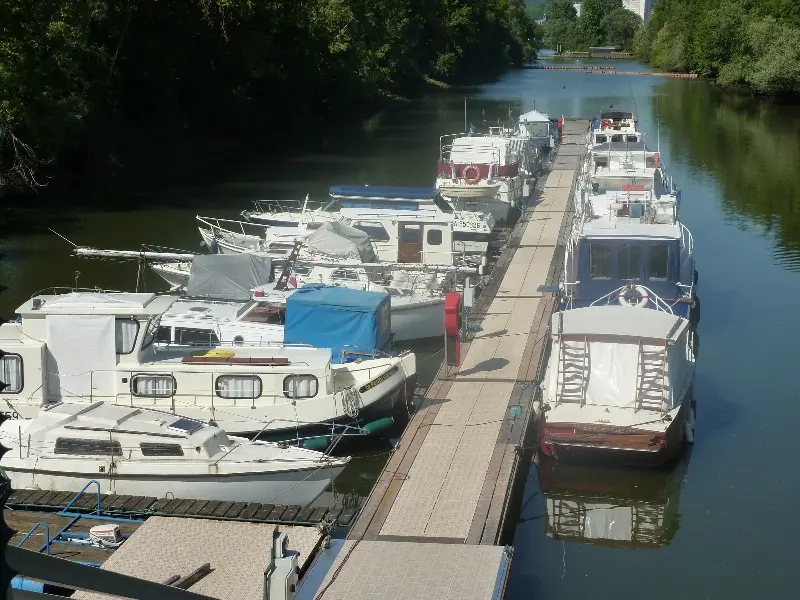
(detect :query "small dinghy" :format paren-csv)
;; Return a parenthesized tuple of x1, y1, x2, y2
(0, 402, 349, 506)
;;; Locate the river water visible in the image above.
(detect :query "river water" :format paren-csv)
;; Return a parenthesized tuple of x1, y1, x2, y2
(2, 59, 800, 598)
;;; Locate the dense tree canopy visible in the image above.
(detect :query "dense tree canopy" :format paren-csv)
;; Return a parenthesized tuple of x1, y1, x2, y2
(543, 0, 640, 51)
(0, 0, 537, 189)
(636, 0, 800, 92)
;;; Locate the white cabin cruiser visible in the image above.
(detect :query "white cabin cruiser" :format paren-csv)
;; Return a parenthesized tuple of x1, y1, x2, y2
(158, 254, 445, 344)
(0, 402, 348, 506)
(539, 306, 696, 466)
(436, 134, 527, 223)
(589, 110, 642, 153)
(0, 290, 416, 438)
(199, 214, 489, 273)
(563, 141, 698, 323)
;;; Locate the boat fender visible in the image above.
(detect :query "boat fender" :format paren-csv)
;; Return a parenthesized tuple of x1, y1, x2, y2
(363, 417, 394, 435)
(618, 285, 650, 308)
(684, 403, 696, 444)
(654, 152, 660, 169)
(204, 349, 235, 358)
(302, 436, 331, 451)
(463, 164, 481, 185)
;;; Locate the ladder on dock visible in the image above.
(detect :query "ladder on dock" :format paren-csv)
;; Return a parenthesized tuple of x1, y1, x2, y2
(634, 340, 668, 412)
(555, 336, 589, 406)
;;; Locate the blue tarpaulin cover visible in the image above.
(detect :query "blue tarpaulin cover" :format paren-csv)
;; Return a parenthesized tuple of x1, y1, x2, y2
(329, 185, 438, 201)
(284, 284, 392, 362)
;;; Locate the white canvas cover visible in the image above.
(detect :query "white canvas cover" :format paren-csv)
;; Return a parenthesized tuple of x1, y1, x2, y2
(546, 339, 673, 410)
(306, 222, 377, 263)
(450, 136, 513, 165)
(45, 315, 116, 401)
(186, 254, 273, 302)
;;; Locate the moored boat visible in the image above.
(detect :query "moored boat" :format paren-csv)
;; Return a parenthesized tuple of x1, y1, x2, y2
(539, 306, 696, 466)
(0, 289, 416, 438)
(0, 401, 348, 506)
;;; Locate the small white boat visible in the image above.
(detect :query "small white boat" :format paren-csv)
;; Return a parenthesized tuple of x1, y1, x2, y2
(436, 182, 502, 199)
(0, 402, 348, 506)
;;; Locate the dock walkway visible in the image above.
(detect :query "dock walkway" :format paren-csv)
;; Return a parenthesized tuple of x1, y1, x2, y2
(307, 120, 589, 599)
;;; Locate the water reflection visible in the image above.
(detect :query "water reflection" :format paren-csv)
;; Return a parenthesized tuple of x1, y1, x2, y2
(538, 451, 691, 549)
(655, 80, 800, 270)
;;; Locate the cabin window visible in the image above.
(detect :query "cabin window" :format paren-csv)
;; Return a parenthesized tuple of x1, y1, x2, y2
(648, 243, 670, 280)
(331, 269, 360, 281)
(155, 326, 173, 344)
(294, 265, 312, 276)
(233, 335, 244, 346)
(283, 375, 318, 399)
(0, 353, 23, 394)
(401, 224, 422, 244)
(611, 134, 623, 143)
(618, 245, 643, 280)
(140, 316, 162, 350)
(352, 221, 390, 242)
(115, 319, 140, 354)
(140, 442, 184, 457)
(216, 375, 263, 399)
(589, 244, 612, 279)
(453, 231, 490, 242)
(427, 229, 443, 246)
(131, 374, 176, 398)
(595, 135, 607, 144)
(54, 438, 122, 457)
(177, 328, 220, 345)
(626, 135, 638, 143)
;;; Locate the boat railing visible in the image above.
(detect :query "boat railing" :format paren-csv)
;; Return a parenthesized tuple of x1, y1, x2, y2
(196, 215, 269, 239)
(589, 285, 675, 314)
(679, 222, 694, 255)
(439, 145, 503, 177)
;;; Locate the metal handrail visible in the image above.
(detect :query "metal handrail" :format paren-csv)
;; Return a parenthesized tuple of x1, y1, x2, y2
(589, 284, 675, 314)
(17, 522, 51, 555)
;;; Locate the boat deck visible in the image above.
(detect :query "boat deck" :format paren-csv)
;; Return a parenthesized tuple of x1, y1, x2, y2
(303, 120, 589, 599)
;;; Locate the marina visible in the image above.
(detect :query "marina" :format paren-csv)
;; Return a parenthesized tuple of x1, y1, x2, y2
(4, 54, 800, 600)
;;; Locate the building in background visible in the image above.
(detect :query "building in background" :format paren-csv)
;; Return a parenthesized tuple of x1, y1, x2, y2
(623, 0, 654, 21)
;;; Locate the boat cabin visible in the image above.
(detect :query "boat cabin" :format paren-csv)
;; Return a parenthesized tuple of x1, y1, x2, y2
(437, 134, 523, 181)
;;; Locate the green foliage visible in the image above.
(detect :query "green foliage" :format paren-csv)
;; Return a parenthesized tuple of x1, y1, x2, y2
(0, 0, 535, 189)
(544, 0, 638, 51)
(637, 0, 800, 92)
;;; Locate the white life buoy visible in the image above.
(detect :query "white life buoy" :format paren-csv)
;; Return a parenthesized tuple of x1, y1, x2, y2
(618, 285, 650, 308)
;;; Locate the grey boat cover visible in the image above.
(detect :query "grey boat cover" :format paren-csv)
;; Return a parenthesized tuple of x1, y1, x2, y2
(305, 222, 378, 263)
(186, 254, 273, 301)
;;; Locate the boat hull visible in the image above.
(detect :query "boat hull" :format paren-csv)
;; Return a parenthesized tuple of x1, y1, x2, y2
(1, 463, 344, 507)
(540, 395, 693, 468)
(390, 299, 444, 342)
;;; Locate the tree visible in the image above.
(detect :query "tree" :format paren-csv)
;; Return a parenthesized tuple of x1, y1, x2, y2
(580, 0, 623, 47)
(549, 0, 577, 22)
(600, 7, 642, 50)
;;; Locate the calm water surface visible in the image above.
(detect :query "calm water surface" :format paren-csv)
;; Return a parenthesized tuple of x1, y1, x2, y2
(2, 59, 800, 598)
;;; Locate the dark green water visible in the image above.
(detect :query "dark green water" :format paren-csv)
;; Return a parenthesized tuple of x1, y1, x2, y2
(2, 59, 800, 598)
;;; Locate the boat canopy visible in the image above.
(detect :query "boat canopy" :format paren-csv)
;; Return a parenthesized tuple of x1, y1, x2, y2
(284, 284, 392, 361)
(305, 222, 378, 263)
(329, 185, 439, 201)
(553, 306, 688, 343)
(186, 254, 273, 302)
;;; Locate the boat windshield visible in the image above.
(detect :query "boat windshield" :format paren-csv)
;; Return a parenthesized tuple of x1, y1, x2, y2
(141, 315, 163, 350)
(433, 194, 455, 213)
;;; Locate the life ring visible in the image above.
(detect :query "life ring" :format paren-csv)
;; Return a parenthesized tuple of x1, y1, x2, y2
(463, 164, 481, 184)
(618, 285, 650, 308)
